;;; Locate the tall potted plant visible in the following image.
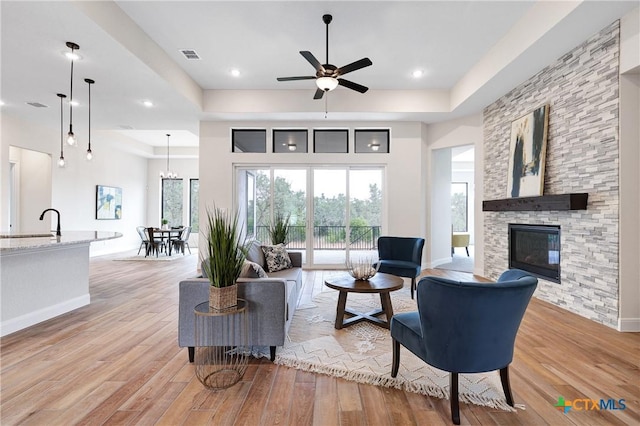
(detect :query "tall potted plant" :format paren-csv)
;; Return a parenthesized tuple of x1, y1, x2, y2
(201, 206, 248, 310)
(269, 212, 290, 245)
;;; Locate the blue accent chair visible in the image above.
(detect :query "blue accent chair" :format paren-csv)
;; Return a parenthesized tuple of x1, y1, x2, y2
(390, 269, 538, 424)
(375, 236, 425, 299)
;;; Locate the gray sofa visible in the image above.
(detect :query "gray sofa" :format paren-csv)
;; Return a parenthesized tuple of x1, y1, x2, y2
(178, 240, 302, 362)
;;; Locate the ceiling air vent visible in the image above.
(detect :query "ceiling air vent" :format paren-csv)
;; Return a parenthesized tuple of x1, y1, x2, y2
(179, 49, 201, 60)
(27, 102, 48, 108)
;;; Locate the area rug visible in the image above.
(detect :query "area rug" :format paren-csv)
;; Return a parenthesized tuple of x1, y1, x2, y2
(274, 282, 518, 412)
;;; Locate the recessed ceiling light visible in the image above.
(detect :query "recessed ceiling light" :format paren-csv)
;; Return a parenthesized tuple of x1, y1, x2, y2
(0, 100, 4, 106)
(412, 69, 424, 78)
(143, 100, 154, 107)
(230, 68, 241, 77)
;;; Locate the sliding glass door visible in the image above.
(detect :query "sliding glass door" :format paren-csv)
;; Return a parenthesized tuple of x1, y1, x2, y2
(237, 166, 383, 268)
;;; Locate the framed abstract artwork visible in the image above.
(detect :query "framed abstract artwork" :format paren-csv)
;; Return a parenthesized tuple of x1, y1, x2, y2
(96, 185, 122, 219)
(506, 104, 550, 197)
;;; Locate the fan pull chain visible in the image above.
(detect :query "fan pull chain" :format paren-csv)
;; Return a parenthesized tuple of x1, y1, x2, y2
(325, 95, 328, 119)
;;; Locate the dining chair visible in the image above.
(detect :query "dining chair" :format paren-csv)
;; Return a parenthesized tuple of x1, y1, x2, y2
(136, 226, 149, 255)
(173, 226, 192, 255)
(390, 269, 538, 424)
(145, 227, 165, 257)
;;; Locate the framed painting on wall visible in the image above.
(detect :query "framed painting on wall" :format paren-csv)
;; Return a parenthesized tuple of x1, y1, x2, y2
(96, 185, 122, 220)
(506, 104, 550, 198)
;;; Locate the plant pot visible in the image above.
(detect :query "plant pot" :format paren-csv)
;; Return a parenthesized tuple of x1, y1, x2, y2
(209, 285, 238, 310)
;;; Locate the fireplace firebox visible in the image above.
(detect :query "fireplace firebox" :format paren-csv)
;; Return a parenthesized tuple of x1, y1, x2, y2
(508, 224, 560, 283)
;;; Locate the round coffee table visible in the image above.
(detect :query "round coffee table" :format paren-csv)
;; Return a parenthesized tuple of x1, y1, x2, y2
(324, 273, 404, 329)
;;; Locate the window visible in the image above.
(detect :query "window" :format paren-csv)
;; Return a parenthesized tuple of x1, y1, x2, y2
(313, 129, 348, 153)
(190, 179, 199, 233)
(451, 182, 468, 232)
(161, 178, 183, 227)
(232, 129, 266, 153)
(354, 129, 390, 153)
(273, 129, 308, 153)
(246, 173, 255, 236)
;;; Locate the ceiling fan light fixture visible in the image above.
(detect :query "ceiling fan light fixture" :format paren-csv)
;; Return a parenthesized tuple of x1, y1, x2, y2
(316, 76, 338, 92)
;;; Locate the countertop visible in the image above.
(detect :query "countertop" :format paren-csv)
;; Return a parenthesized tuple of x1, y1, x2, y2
(0, 231, 122, 252)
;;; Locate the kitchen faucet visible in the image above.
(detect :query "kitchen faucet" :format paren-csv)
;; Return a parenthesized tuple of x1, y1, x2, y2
(39, 208, 61, 236)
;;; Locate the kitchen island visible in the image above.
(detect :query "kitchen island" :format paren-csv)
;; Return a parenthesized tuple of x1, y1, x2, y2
(0, 231, 122, 336)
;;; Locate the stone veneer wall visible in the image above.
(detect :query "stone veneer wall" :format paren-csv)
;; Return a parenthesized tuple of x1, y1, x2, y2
(483, 22, 620, 328)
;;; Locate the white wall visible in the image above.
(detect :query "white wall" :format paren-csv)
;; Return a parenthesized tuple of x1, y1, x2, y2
(430, 148, 452, 267)
(1, 113, 149, 255)
(199, 120, 429, 266)
(618, 7, 640, 331)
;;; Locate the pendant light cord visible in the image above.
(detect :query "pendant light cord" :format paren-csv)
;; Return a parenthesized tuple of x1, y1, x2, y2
(69, 52, 74, 129)
(166, 134, 171, 175)
(60, 95, 64, 157)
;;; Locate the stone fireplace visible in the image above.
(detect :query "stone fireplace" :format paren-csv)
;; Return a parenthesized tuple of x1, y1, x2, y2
(482, 21, 620, 328)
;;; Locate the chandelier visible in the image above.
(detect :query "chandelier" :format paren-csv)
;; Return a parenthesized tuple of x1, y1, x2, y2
(160, 134, 178, 178)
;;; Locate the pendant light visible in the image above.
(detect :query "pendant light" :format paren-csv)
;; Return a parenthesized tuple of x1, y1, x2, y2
(57, 93, 67, 167)
(160, 134, 177, 179)
(84, 78, 94, 160)
(66, 42, 79, 146)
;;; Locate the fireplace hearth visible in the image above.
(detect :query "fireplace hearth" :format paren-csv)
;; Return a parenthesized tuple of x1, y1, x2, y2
(509, 224, 560, 283)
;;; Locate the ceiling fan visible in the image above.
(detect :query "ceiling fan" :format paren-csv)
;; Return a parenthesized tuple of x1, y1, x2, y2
(277, 14, 372, 100)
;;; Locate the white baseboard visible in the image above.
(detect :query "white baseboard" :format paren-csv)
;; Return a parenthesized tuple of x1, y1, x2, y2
(1, 294, 90, 337)
(618, 317, 640, 332)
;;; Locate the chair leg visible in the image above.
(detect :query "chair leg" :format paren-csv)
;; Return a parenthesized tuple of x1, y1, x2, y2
(500, 366, 514, 406)
(391, 338, 400, 377)
(188, 346, 194, 363)
(185, 243, 191, 254)
(465, 247, 470, 257)
(410, 277, 416, 300)
(450, 372, 460, 425)
(270, 346, 277, 361)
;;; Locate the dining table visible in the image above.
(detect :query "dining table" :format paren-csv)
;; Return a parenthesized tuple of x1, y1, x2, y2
(153, 227, 184, 256)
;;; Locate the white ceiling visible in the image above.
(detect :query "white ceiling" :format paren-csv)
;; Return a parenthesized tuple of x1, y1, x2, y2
(1, 1, 638, 152)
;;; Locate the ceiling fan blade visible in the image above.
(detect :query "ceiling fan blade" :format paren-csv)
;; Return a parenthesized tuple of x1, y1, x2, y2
(338, 78, 368, 93)
(277, 76, 316, 81)
(313, 88, 325, 100)
(300, 51, 324, 73)
(337, 58, 372, 76)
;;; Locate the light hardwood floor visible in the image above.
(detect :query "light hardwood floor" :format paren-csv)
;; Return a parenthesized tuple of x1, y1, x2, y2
(1, 252, 638, 425)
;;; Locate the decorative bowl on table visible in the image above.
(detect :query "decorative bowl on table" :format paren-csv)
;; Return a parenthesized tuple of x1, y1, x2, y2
(346, 257, 380, 280)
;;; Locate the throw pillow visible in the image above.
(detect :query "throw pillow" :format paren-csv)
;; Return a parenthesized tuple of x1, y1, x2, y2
(239, 260, 268, 278)
(261, 244, 293, 272)
(246, 239, 266, 268)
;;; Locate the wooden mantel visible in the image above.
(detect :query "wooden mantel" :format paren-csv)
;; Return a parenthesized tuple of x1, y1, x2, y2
(482, 193, 588, 212)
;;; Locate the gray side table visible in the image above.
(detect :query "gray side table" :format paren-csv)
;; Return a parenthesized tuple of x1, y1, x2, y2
(194, 299, 249, 389)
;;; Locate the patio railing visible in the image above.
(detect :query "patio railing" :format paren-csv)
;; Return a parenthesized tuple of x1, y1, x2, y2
(253, 225, 380, 250)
